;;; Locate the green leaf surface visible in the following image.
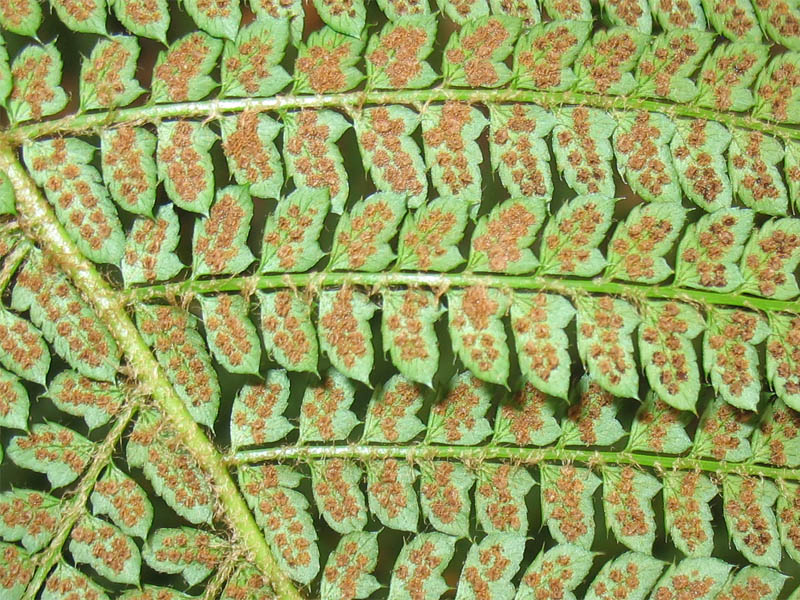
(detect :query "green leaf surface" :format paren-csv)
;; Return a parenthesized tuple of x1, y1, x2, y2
(79, 36, 143, 111)
(7, 423, 94, 488)
(318, 288, 376, 384)
(69, 512, 141, 585)
(143, 527, 225, 585)
(199, 294, 261, 375)
(45, 370, 124, 430)
(388, 533, 456, 600)
(91, 463, 153, 539)
(230, 370, 293, 450)
(258, 290, 319, 373)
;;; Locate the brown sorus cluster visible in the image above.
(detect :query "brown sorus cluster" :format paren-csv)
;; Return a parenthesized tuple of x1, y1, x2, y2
(204, 295, 253, 367)
(445, 17, 509, 87)
(233, 381, 284, 445)
(34, 140, 113, 252)
(336, 198, 395, 269)
(225, 36, 275, 94)
(657, 0, 702, 27)
(393, 539, 444, 600)
(420, 462, 465, 526)
(381, 0, 426, 16)
(638, 34, 700, 96)
(700, 400, 753, 460)
(261, 292, 313, 366)
(779, 485, 800, 556)
(93, 476, 148, 530)
(422, 102, 475, 194)
(745, 227, 800, 297)
(666, 472, 709, 553)
(158, 121, 207, 206)
(473, 200, 538, 270)
(322, 0, 357, 18)
(253, 0, 295, 18)
(516, 25, 579, 88)
(369, 459, 408, 518)
(0, 0, 32, 29)
(432, 376, 482, 442)
(708, 0, 757, 37)
(59, 0, 101, 21)
(478, 465, 522, 531)
(513, 294, 560, 383)
(546, 199, 604, 272)
(285, 111, 341, 198)
(755, 0, 800, 40)
(611, 211, 674, 280)
(384, 290, 434, 364)
(45, 567, 104, 600)
(523, 552, 579, 600)
(672, 120, 724, 205)
(591, 561, 643, 600)
(153, 531, 221, 570)
(139, 306, 215, 409)
(651, 570, 714, 600)
(367, 25, 427, 87)
(641, 304, 692, 397)
(496, 0, 536, 24)
(681, 213, 740, 288)
(15, 427, 87, 474)
(450, 286, 502, 373)
(605, 0, 644, 26)
(700, 49, 760, 111)
(17, 262, 111, 371)
(0, 491, 58, 542)
(257, 484, 314, 569)
(724, 477, 774, 558)
(730, 132, 782, 205)
(296, 42, 352, 93)
(10, 51, 55, 120)
(223, 112, 276, 185)
(52, 374, 122, 416)
(124, 211, 171, 282)
(1, 544, 33, 591)
(70, 518, 133, 575)
(568, 380, 616, 444)
(757, 58, 800, 122)
(615, 112, 672, 197)
(717, 575, 774, 600)
(462, 543, 511, 600)
(223, 571, 272, 600)
(131, 419, 212, 511)
(315, 459, 363, 524)
(549, 0, 587, 17)
(402, 206, 458, 269)
(263, 203, 320, 271)
(370, 379, 421, 441)
(0, 319, 44, 373)
(605, 467, 651, 538)
(500, 382, 547, 445)
(359, 108, 424, 197)
(302, 374, 347, 440)
(542, 465, 590, 542)
(758, 404, 800, 466)
(119, 0, 164, 27)
(193, 0, 233, 20)
(195, 193, 247, 274)
(80, 39, 130, 107)
(319, 287, 368, 369)
(635, 397, 682, 451)
(154, 33, 213, 101)
(579, 297, 631, 389)
(555, 107, 607, 194)
(323, 538, 371, 598)
(580, 31, 640, 93)
(104, 126, 151, 211)
(767, 316, 800, 396)
(707, 310, 760, 397)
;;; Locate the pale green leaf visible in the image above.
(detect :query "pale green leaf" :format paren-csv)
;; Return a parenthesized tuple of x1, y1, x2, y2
(427, 372, 493, 445)
(670, 118, 732, 212)
(573, 27, 649, 95)
(121, 204, 184, 286)
(650, 557, 731, 599)
(298, 369, 358, 442)
(69, 512, 141, 585)
(367, 459, 419, 530)
(199, 294, 261, 375)
(7, 423, 93, 488)
(419, 461, 474, 537)
(634, 30, 714, 102)
(0, 307, 49, 385)
(7, 44, 67, 124)
(388, 533, 456, 600)
(152, 32, 223, 103)
(468, 197, 544, 273)
(157, 120, 216, 214)
(552, 107, 616, 197)
(584, 552, 664, 600)
(220, 111, 284, 199)
(365, 16, 437, 90)
(560, 376, 626, 446)
(42, 562, 109, 600)
(260, 188, 329, 272)
(442, 16, 521, 88)
(51, 0, 106, 33)
(0, 541, 32, 600)
(540, 465, 600, 549)
(321, 532, 381, 600)
(312, 0, 366, 36)
(663, 471, 716, 557)
(101, 125, 158, 216)
(493, 380, 561, 446)
(143, 527, 225, 585)
(729, 129, 788, 215)
(230, 370, 293, 450)
(752, 399, 800, 467)
(516, 543, 594, 600)
(258, 290, 319, 373)
(0, 490, 60, 552)
(0, 0, 41, 35)
(183, 0, 241, 39)
(79, 36, 143, 111)
(311, 459, 368, 533)
(294, 27, 364, 93)
(695, 42, 768, 111)
(110, 0, 169, 42)
(91, 463, 153, 539)
(396, 197, 468, 271)
(455, 533, 524, 600)
(192, 186, 254, 276)
(318, 288, 376, 384)
(45, 370, 124, 430)
(513, 20, 591, 90)
(475, 464, 534, 534)
(766, 313, 800, 411)
(693, 397, 756, 462)
(221, 19, 291, 97)
(740, 218, 800, 299)
(627, 392, 693, 452)
(362, 374, 426, 443)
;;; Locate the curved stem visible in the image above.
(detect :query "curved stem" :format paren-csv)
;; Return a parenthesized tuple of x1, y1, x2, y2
(123, 271, 800, 314)
(4, 89, 800, 143)
(0, 144, 304, 600)
(229, 443, 799, 481)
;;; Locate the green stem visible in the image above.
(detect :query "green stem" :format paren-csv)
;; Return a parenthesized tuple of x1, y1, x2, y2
(229, 444, 799, 481)
(123, 271, 800, 314)
(5, 89, 800, 143)
(0, 144, 304, 600)
(23, 401, 138, 600)
(0, 240, 29, 294)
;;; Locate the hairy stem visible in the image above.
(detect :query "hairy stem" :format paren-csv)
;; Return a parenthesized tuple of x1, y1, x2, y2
(5, 89, 800, 143)
(23, 400, 138, 600)
(229, 444, 799, 481)
(123, 271, 800, 315)
(0, 144, 304, 600)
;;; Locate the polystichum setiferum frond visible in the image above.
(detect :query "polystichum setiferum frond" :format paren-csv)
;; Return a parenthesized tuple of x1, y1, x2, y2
(1, 1, 800, 600)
